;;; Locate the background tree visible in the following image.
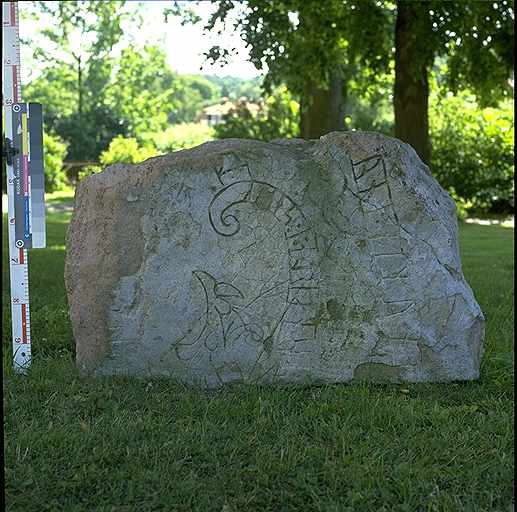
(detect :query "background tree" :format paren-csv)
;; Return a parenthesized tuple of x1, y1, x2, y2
(214, 86, 299, 140)
(201, 0, 392, 138)
(394, 1, 433, 164)
(204, 75, 263, 101)
(170, 74, 220, 123)
(24, 0, 137, 160)
(394, 0, 514, 164)
(106, 45, 179, 135)
(15, 1, 512, 215)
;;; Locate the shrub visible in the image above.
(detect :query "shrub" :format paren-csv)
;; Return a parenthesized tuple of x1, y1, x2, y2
(43, 132, 69, 192)
(141, 123, 215, 153)
(80, 126, 213, 181)
(430, 93, 514, 213)
(99, 135, 158, 166)
(77, 164, 103, 182)
(448, 188, 474, 221)
(214, 86, 299, 141)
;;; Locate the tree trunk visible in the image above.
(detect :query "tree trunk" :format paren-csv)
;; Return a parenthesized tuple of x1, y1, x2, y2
(300, 68, 345, 139)
(394, 0, 431, 165)
(73, 53, 83, 116)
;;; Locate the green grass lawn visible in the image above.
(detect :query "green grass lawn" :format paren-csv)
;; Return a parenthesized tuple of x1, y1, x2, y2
(2, 202, 514, 512)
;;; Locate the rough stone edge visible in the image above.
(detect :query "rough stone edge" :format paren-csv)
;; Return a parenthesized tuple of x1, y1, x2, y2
(65, 140, 287, 373)
(65, 133, 485, 379)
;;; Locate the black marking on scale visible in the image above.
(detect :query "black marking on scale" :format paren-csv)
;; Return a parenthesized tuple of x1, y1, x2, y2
(3, 2, 45, 373)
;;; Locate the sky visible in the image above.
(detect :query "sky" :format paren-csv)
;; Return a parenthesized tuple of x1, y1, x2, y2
(19, 0, 261, 83)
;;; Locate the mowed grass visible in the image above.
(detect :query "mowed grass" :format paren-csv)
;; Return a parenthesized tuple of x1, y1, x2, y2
(2, 201, 514, 512)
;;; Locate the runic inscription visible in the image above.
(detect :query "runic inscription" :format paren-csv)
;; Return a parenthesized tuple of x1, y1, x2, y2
(66, 133, 485, 387)
(174, 162, 322, 364)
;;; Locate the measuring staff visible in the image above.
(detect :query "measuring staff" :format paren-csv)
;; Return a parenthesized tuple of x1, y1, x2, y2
(3, 1, 46, 373)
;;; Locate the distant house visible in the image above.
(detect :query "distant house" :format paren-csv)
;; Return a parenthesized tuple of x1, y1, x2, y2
(198, 97, 262, 127)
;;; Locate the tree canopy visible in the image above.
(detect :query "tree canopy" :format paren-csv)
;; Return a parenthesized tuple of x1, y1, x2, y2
(197, 0, 513, 156)
(13, 0, 514, 213)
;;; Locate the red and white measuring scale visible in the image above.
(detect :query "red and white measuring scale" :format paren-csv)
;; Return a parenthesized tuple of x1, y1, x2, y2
(3, 1, 46, 372)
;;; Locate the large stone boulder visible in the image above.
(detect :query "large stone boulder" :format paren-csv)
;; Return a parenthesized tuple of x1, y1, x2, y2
(65, 132, 484, 387)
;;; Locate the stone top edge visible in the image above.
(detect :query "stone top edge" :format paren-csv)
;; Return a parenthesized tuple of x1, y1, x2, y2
(81, 130, 426, 191)
(111, 130, 415, 167)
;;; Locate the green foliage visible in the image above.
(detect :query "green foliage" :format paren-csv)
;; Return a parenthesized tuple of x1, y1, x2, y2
(430, 93, 514, 213)
(23, 64, 77, 122)
(204, 75, 263, 101)
(142, 123, 215, 153)
(163, 1, 201, 25)
(43, 132, 69, 192)
(388, 2, 514, 107)
(24, 64, 124, 162)
(204, 1, 392, 96)
(25, 0, 131, 73)
(104, 47, 221, 132)
(345, 68, 395, 134)
(169, 75, 220, 124)
(99, 136, 158, 166)
(24, 1, 139, 161)
(106, 46, 176, 136)
(95, 124, 215, 172)
(24, 8, 226, 160)
(448, 188, 474, 221)
(20, 0, 514, 214)
(77, 165, 103, 182)
(214, 87, 300, 141)
(200, 1, 393, 138)
(430, 1, 514, 106)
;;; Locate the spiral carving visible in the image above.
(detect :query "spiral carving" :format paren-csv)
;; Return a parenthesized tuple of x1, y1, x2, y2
(208, 181, 254, 237)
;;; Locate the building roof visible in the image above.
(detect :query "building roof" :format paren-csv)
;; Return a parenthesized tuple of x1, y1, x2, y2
(200, 99, 262, 118)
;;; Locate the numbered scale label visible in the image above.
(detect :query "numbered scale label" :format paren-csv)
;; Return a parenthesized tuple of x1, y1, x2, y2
(3, 1, 47, 373)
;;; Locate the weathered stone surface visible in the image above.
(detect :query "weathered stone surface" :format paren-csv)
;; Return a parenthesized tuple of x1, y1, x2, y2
(65, 132, 484, 387)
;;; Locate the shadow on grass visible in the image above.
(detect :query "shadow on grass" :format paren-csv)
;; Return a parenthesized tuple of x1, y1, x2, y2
(2, 211, 514, 512)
